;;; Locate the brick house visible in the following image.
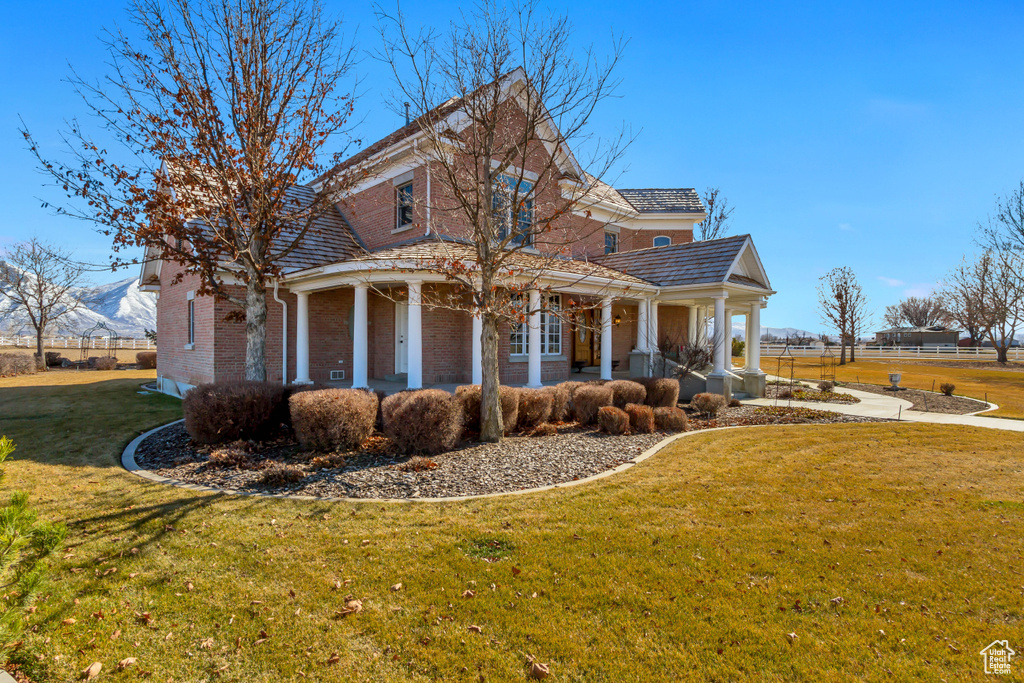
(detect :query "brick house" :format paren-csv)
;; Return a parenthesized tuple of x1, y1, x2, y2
(141, 72, 774, 399)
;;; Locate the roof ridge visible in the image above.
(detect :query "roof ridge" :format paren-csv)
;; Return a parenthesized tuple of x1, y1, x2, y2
(598, 234, 750, 258)
(617, 187, 698, 192)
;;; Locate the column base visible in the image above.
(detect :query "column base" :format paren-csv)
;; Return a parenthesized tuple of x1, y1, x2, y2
(628, 350, 651, 378)
(742, 371, 766, 398)
(706, 372, 733, 402)
(291, 379, 314, 386)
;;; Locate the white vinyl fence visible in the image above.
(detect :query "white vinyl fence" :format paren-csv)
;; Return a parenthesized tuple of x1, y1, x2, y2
(0, 336, 156, 350)
(760, 344, 1022, 361)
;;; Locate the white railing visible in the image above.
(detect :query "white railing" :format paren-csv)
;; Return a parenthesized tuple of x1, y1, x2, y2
(760, 343, 1022, 361)
(0, 336, 156, 350)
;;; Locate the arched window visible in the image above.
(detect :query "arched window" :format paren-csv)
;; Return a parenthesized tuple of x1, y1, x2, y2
(653, 235, 671, 247)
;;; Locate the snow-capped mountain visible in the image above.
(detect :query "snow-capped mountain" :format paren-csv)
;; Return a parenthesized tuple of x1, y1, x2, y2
(0, 277, 156, 337)
(731, 323, 822, 342)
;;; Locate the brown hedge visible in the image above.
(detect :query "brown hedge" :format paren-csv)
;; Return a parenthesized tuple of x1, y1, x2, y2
(597, 406, 630, 435)
(572, 385, 613, 425)
(183, 381, 287, 445)
(543, 385, 571, 422)
(625, 403, 655, 433)
(456, 385, 519, 434)
(654, 407, 688, 432)
(638, 378, 680, 407)
(382, 389, 463, 454)
(517, 389, 553, 432)
(0, 353, 36, 377)
(289, 388, 378, 452)
(691, 392, 726, 417)
(606, 380, 646, 409)
(136, 351, 157, 369)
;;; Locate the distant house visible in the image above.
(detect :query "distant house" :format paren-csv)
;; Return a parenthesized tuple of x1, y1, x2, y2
(875, 325, 959, 347)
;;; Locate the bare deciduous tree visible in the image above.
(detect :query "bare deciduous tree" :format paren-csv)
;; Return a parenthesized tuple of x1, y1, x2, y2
(940, 251, 1024, 363)
(22, 0, 357, 381)
(882, 296, 949, 329)
(980, 181, 1024, 254)
(373, 0, 627, 441)
(938, 257, 990, 347)
(817, 266, 868, 365)
(0, 239, 87, 369)
(695, 187, 733, 241)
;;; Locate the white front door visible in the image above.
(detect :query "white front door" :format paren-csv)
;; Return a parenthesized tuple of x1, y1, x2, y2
(395, 302, 409, 374)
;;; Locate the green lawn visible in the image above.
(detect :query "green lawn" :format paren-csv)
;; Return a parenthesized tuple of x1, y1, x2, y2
(2, 370, 1023, 681)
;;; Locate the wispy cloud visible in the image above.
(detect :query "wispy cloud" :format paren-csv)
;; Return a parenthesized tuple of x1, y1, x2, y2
(878, 276, 904, 287)
(838, 223, 854, 232)
(903, 283, 934, 298)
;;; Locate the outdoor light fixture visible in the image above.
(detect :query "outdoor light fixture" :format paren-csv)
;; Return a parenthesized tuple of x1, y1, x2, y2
(613, 314, 622, 325)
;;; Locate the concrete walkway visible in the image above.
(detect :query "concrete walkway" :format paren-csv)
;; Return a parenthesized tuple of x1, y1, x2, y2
(748, 381, 1024, 433)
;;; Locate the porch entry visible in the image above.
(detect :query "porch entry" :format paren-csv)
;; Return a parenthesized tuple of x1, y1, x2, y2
(395, 302, 409, 374)
(571, 310, 600, 369)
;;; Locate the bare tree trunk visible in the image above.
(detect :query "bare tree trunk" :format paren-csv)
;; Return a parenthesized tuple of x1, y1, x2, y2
(996, 345, 1009, 364)
(849, 335, 857, 363)
(34, 323, 46, 372)
(479, 312, 503, 443)
(244, 275, 268, 382)
(839, 340, 847, 366)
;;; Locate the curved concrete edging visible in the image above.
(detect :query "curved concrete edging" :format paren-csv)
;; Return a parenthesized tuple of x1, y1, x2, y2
(122, 419, 706, 504)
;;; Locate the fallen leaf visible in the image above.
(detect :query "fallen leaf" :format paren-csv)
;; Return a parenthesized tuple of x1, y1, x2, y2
(390, 583, 402, 592)
(786, 632, 797, 643)
(326, 653, 340, 664)
(468, 625, 482, 634)
(512, 566, 522, 577)
(82, 662, 102, 680)
(62, 618, 77, 626)
(110, 629, 121, 641)
(528, 661, 550, 679)
(199, 637, 214, 650)
(117, 657, 137, 670)
(462, 590, 475, 599)
(186, 582, 194, 592)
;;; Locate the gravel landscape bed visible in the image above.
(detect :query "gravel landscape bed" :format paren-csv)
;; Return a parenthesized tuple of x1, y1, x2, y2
(132, 407, 891, 499)
(764, 383, 860, 404)
(844, 382, 990, 414)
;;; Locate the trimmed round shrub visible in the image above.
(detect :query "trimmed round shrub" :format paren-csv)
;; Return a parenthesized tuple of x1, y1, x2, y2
(597, 406, 630, 435)
(939, 382, 956, 397)
(624, 403, 655, 434)
(94, 356, 118, 371)
(559, 381, 586, 398)
(456, 385, 519, 434)
(654, 407, 688, 432)
(638, 377, 680, 407)
(543, 385, 571, 422)
(382, 389, 463, 455)
(691, 392, 726, 417)
(818, 380, 835, 393)
(728, 398, 742, 408)
(606, 380, 646, 409)
(136, 351, 157, 369)
(289, 388, 378, 451)
(183, 381, 287, 445)
(572, 385, 613, 425)
(517, 388, 553, 432)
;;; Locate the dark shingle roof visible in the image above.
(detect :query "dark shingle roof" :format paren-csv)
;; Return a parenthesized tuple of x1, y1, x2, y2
(617, 188, 705, 214)
(596, 234, 765, 288)
(275, 185, 365, 273)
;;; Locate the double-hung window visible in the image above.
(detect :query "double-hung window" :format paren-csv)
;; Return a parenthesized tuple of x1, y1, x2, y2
(396, 181, 414, 229)
(509, 294, 561, 356)
(186, 291, 195, 348)
(492, 174, 533, 246)
(604, 230, 618, 254)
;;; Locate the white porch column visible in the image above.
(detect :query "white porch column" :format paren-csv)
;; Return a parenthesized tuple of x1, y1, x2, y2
(725, 307, 734, 368)
(636, 299, 649, 351)
(600, 297, 613, 380)
(471, 309, 482, 385)
(294, 291, 311, 384)
(352, 284, 368, 388)
(527, 288, 542, 388)
(687, 305, 697, 344)
(746, 301, 762, 374)
(711, 296, 727, 375)
(407, 280, 423, 389)
(649, 299, 659, 353)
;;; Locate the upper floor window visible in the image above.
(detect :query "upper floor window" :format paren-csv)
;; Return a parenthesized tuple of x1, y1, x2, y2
(492, 174, 533, 246)
(653, 235, 671, 247)
(396, 182, 414, 229)
(604, 231, 618, 254)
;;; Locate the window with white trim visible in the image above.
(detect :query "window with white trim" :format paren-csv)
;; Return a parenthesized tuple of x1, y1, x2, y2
(186, 293, 195, 346)
(604, 231, 618, 254)
(492, 174, 533, 246)
(396, 182, 414, 228)
(653, 235, 671, 247)
(509, 294, 561, 355)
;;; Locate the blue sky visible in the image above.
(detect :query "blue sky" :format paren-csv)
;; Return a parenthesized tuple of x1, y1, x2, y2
(2, 1, 1023, 333)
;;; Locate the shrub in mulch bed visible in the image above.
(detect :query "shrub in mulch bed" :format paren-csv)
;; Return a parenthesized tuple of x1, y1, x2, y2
(259, 462, 305, 485)
(637, 377, 679, 407)
(136, 351, 157, 369)
(528, 422, 557, 437)
(457, 385, 520, 434)
(207, 442, 255, 469)
(653, 407, 688, 432)
(606, 380, 646, 409)
(289, 388, 378, 452)
(183, 381, 287, 445)
(597, 406, 630, 435)
(790, 389, 859, 404)
(543, 385, 571, 422)
(751, 406, 837, 420)
(0, 353, 35, 377)
(940, 382, 956, 397)
(397, 456, 439, 472)
(625, 403, 655, 434)
(517, 388, 553, 432)
(690, 393, 726, 417)
(572, 385, 614, 425)
(383, 389, 464, 455)
(559, 381, 586, 398)
(728, 398, 742, 408)
(310, 453, 347, 470)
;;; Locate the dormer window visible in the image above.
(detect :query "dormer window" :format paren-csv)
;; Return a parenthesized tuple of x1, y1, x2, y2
(604, 231, 618, 254)
(396, 181, 414, 229)
(493, 174, 533, 246)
